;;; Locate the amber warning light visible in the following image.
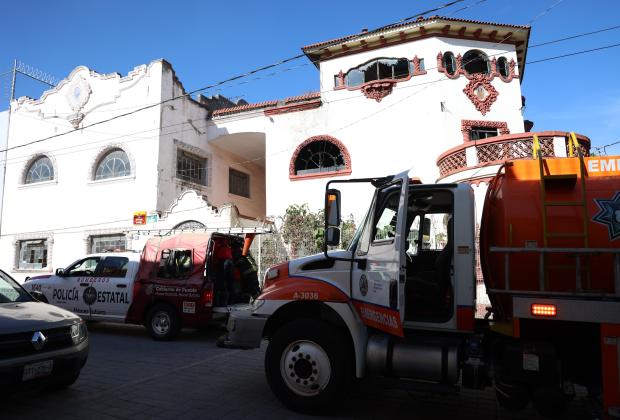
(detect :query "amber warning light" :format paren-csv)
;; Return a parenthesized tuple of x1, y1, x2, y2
(531, 304, 557, 317)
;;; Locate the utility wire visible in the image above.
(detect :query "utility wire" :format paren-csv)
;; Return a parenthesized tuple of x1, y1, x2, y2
(527, 42, 620, 64)
(1, 0, 564, 239)
(529, 24, 620, 48)
(5, 1, 588, 167)
(0, 0, 473, 155)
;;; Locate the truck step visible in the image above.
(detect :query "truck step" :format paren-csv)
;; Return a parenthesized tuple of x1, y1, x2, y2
(371, 377, 460, 395)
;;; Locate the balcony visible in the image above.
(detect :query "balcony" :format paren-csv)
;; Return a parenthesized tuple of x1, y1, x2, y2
(436, 131, 590, 182)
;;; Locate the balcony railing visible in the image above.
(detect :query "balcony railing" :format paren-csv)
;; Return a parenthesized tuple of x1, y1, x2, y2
(437, 131, 590, 179)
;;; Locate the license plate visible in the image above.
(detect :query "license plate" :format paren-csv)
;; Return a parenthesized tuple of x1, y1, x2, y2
(22, 360, 54, 381)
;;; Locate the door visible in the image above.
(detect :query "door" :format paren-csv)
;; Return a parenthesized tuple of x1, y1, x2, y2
(61, 256, 102, 319)
(351, 174, 408, 337)
(88, 256, 135, 321)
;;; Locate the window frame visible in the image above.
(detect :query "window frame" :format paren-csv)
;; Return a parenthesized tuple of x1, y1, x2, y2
(176, 149, 208, 186)
(340, 57, 413, 89)
(90, 234, 127, 254)
(229, 168, 250, 198)
(17, 239, 49, 271)
(470, 127, 500, 141)
(24, 155, 55, 185)
(94, 148, 132, 181)
(462, 49, 491, 75)
(289, 135, 352, 181)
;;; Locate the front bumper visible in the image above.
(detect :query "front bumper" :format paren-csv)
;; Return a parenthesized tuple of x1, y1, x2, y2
(0, 338, 89, 389)
(222, 305, 268, 349)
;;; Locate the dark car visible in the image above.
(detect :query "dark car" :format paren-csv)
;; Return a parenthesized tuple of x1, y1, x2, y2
(0, 269, 88, 393)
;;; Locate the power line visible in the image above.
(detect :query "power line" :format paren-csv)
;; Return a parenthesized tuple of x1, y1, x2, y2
(527, 42, 620, 64)
(529, 24, 620, 48)
(0, 0, 565, 241)
(5, 0, 581, 168)
(0, 1, 475, 155)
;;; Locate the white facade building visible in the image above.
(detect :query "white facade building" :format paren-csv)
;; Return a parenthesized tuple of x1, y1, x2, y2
(1, 60, 265, 282)
(207, 16, 532, 220)
(0, 16, 591, 292)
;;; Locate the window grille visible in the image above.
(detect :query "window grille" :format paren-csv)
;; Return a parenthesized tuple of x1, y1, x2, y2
(177, 150, 207, 185)
(95, 149, 131, 180)
(25, 156, 54, 184)
(229, 169, 250, 198)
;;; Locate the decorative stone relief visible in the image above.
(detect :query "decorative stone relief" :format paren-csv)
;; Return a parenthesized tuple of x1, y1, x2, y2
(462, 74, 498, 116)
(361, 80, 397, 102)
(65, 75, 92, 128)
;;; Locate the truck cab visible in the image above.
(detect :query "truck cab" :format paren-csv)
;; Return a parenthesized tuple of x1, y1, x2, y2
(225, 172, 479, 412)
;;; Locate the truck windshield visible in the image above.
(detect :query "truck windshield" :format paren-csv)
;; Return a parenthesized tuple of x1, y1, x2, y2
(0, 270, 33, 303)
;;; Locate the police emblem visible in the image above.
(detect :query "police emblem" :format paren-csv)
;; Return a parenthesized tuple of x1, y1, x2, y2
(593, 192, 620, 241)
(83, 286, 97, 306)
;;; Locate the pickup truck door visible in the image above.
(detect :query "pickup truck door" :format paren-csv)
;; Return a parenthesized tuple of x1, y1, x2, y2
(350, 174, 408, 337)
(88, 256, 135, 321)
(62, 256, 102, 319)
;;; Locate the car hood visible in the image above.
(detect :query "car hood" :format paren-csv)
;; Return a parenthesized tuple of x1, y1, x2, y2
(0, 301, 80, 334)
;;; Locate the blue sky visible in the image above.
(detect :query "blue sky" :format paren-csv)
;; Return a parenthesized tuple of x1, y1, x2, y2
(1, 0, 618, 151)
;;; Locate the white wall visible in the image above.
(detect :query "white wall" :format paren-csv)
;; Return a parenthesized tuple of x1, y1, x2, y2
(0, 110, 9, 231)
(0, 62, 165, 281)
(212, 35, 525, 222)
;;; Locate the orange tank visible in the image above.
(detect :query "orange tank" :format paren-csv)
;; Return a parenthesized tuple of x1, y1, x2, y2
(480, 155, 620, 321)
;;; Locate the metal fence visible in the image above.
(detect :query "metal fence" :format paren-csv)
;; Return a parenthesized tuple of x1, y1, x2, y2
(249, 233, 322, 287)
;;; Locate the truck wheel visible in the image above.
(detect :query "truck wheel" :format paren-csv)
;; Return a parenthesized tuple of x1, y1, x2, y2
(265, 319, 351, 414)
(146, 304, 181, 341)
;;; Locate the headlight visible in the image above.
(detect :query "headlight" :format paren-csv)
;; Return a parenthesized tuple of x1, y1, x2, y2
(70, 320, 88, 345)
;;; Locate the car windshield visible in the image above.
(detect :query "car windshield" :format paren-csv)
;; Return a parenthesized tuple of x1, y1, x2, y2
(0, 270, 32, 303)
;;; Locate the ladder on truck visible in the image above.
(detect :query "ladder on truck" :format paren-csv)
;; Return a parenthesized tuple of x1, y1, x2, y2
(532, 132, 590, 289)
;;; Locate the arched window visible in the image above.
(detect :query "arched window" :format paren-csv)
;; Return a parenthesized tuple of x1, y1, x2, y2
(344, 58, 411, 87)
(25, 156, 54, 184)
(95, 148, 131, 180)
(497, 57, 509, 78)
(463, 50, 490, 75)
(442, 52, 457, 76)
(290, 135, 351, 179)
(174, 220, 206, 231)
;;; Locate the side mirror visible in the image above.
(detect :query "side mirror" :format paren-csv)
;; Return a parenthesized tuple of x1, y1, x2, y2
(30, 290, 45, 302)
(325, 189, 341, 228)
(325, 227, 341, 247)
(55, 268, 64, 277)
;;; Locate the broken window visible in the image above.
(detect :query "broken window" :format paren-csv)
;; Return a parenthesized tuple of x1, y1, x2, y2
(294, 140, 346, 176)
(442, 52, 457, 76)
(18, 239, 49, 270)
(344, 58, 411, 87)
(497, 57, 509, 78)
(463, 50, 490, 75)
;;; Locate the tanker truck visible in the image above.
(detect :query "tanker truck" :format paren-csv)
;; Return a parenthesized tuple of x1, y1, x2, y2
(223, 137, 620, 418)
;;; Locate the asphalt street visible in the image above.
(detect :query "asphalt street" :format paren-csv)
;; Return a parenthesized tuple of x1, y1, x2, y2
(5, 323, 595, 420)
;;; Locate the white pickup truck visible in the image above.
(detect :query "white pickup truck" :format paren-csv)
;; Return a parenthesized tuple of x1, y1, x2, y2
(24, 252, 140, 323)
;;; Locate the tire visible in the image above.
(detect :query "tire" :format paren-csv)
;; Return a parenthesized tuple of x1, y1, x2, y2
(265, 319, 352, 414)
(146, 303, 181, 341)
